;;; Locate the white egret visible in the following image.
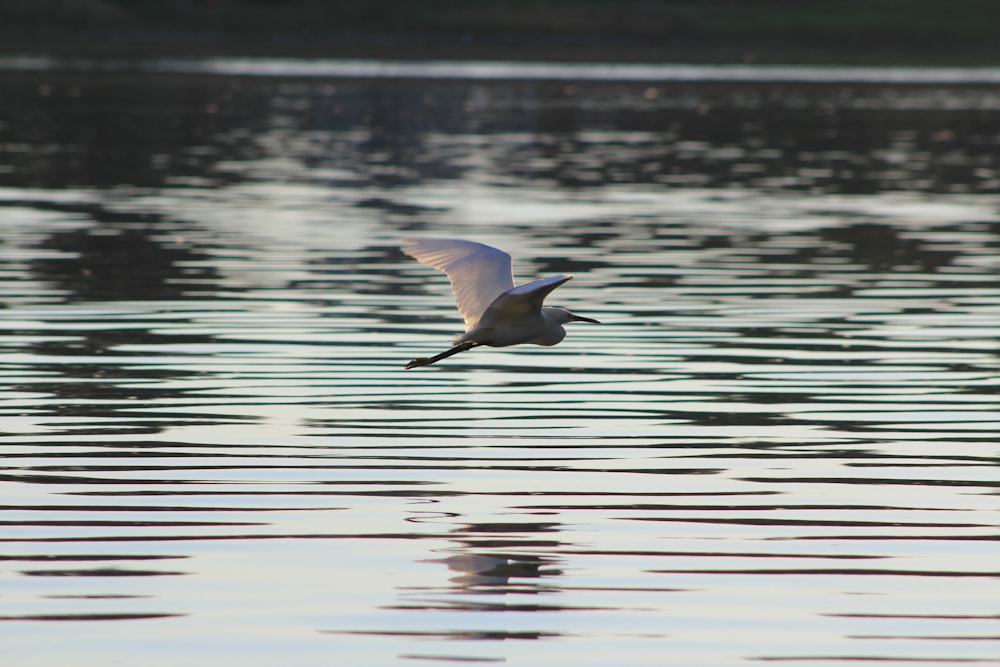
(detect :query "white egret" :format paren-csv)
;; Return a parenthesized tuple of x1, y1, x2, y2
(403, 238, 600, 369)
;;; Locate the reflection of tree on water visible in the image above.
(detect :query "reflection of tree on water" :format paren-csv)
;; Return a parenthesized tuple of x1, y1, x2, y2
(339, 79, 1000, 196)
(14, 218, 223, 424)
(822, 223, 960, 272)
(0, 71, 266, 190)
(4, 69, 1000, 197)
(32, 225, 218, 302)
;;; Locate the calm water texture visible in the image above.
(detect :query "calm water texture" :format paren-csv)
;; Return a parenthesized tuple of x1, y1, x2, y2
(1, 59, 999, 666)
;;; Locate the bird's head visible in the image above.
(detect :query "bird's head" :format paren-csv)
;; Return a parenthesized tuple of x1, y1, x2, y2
(530, 307, 601, 346)
(549, 308, 601, 325)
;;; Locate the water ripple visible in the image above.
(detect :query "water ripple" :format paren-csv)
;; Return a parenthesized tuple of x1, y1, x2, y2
(1, 64, 999, 667)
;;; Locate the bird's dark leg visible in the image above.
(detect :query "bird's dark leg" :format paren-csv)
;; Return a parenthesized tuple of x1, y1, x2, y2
(405, 341, 480, 369)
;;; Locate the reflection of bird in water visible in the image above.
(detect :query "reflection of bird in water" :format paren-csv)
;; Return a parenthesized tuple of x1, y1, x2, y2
(402, 238, 600, 369)
(431, 553, 556, 588)
(441, 553, 512, 587)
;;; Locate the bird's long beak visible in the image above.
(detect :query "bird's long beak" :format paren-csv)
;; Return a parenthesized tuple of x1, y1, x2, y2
(569, 313, 601, 324)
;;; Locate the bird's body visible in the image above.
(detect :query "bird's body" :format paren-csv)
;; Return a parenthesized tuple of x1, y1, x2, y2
(403, 238, 599, 368)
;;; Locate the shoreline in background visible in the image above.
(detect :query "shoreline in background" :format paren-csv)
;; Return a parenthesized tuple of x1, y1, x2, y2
(1, 0, 998, 66)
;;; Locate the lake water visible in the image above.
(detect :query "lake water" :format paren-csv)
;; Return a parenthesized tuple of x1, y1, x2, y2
(1, 58, 999, 667)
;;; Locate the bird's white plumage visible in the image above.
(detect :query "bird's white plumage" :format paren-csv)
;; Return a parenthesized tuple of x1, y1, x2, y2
(487, 274, 573, 317)
(403, 238, 515, 329)
(402, 238, 598, 368)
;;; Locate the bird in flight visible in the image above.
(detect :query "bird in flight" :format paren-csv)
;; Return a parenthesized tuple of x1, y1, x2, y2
(402, 238, 600, 369)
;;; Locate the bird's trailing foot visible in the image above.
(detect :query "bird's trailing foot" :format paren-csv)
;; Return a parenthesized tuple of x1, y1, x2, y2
(405, 341, 479, 369)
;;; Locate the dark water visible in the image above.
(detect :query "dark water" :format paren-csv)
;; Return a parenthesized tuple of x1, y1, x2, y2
(1, 59, 998, 667)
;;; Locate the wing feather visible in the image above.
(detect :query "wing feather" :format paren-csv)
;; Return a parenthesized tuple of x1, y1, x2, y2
(403, 238, 515, 329)
(487, 274, 573, 316)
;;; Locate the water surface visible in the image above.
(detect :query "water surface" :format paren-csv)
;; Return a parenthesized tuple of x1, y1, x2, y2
(1, 59, 999, 667)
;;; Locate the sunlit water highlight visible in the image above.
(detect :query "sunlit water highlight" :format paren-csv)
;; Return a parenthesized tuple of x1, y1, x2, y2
(0, 58, 998, 667)
(6, 55, 1000, 84)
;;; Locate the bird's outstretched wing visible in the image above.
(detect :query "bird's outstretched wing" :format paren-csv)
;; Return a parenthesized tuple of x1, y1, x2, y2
(487, 274, 573, 317)
(403, 238, 515, 329)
